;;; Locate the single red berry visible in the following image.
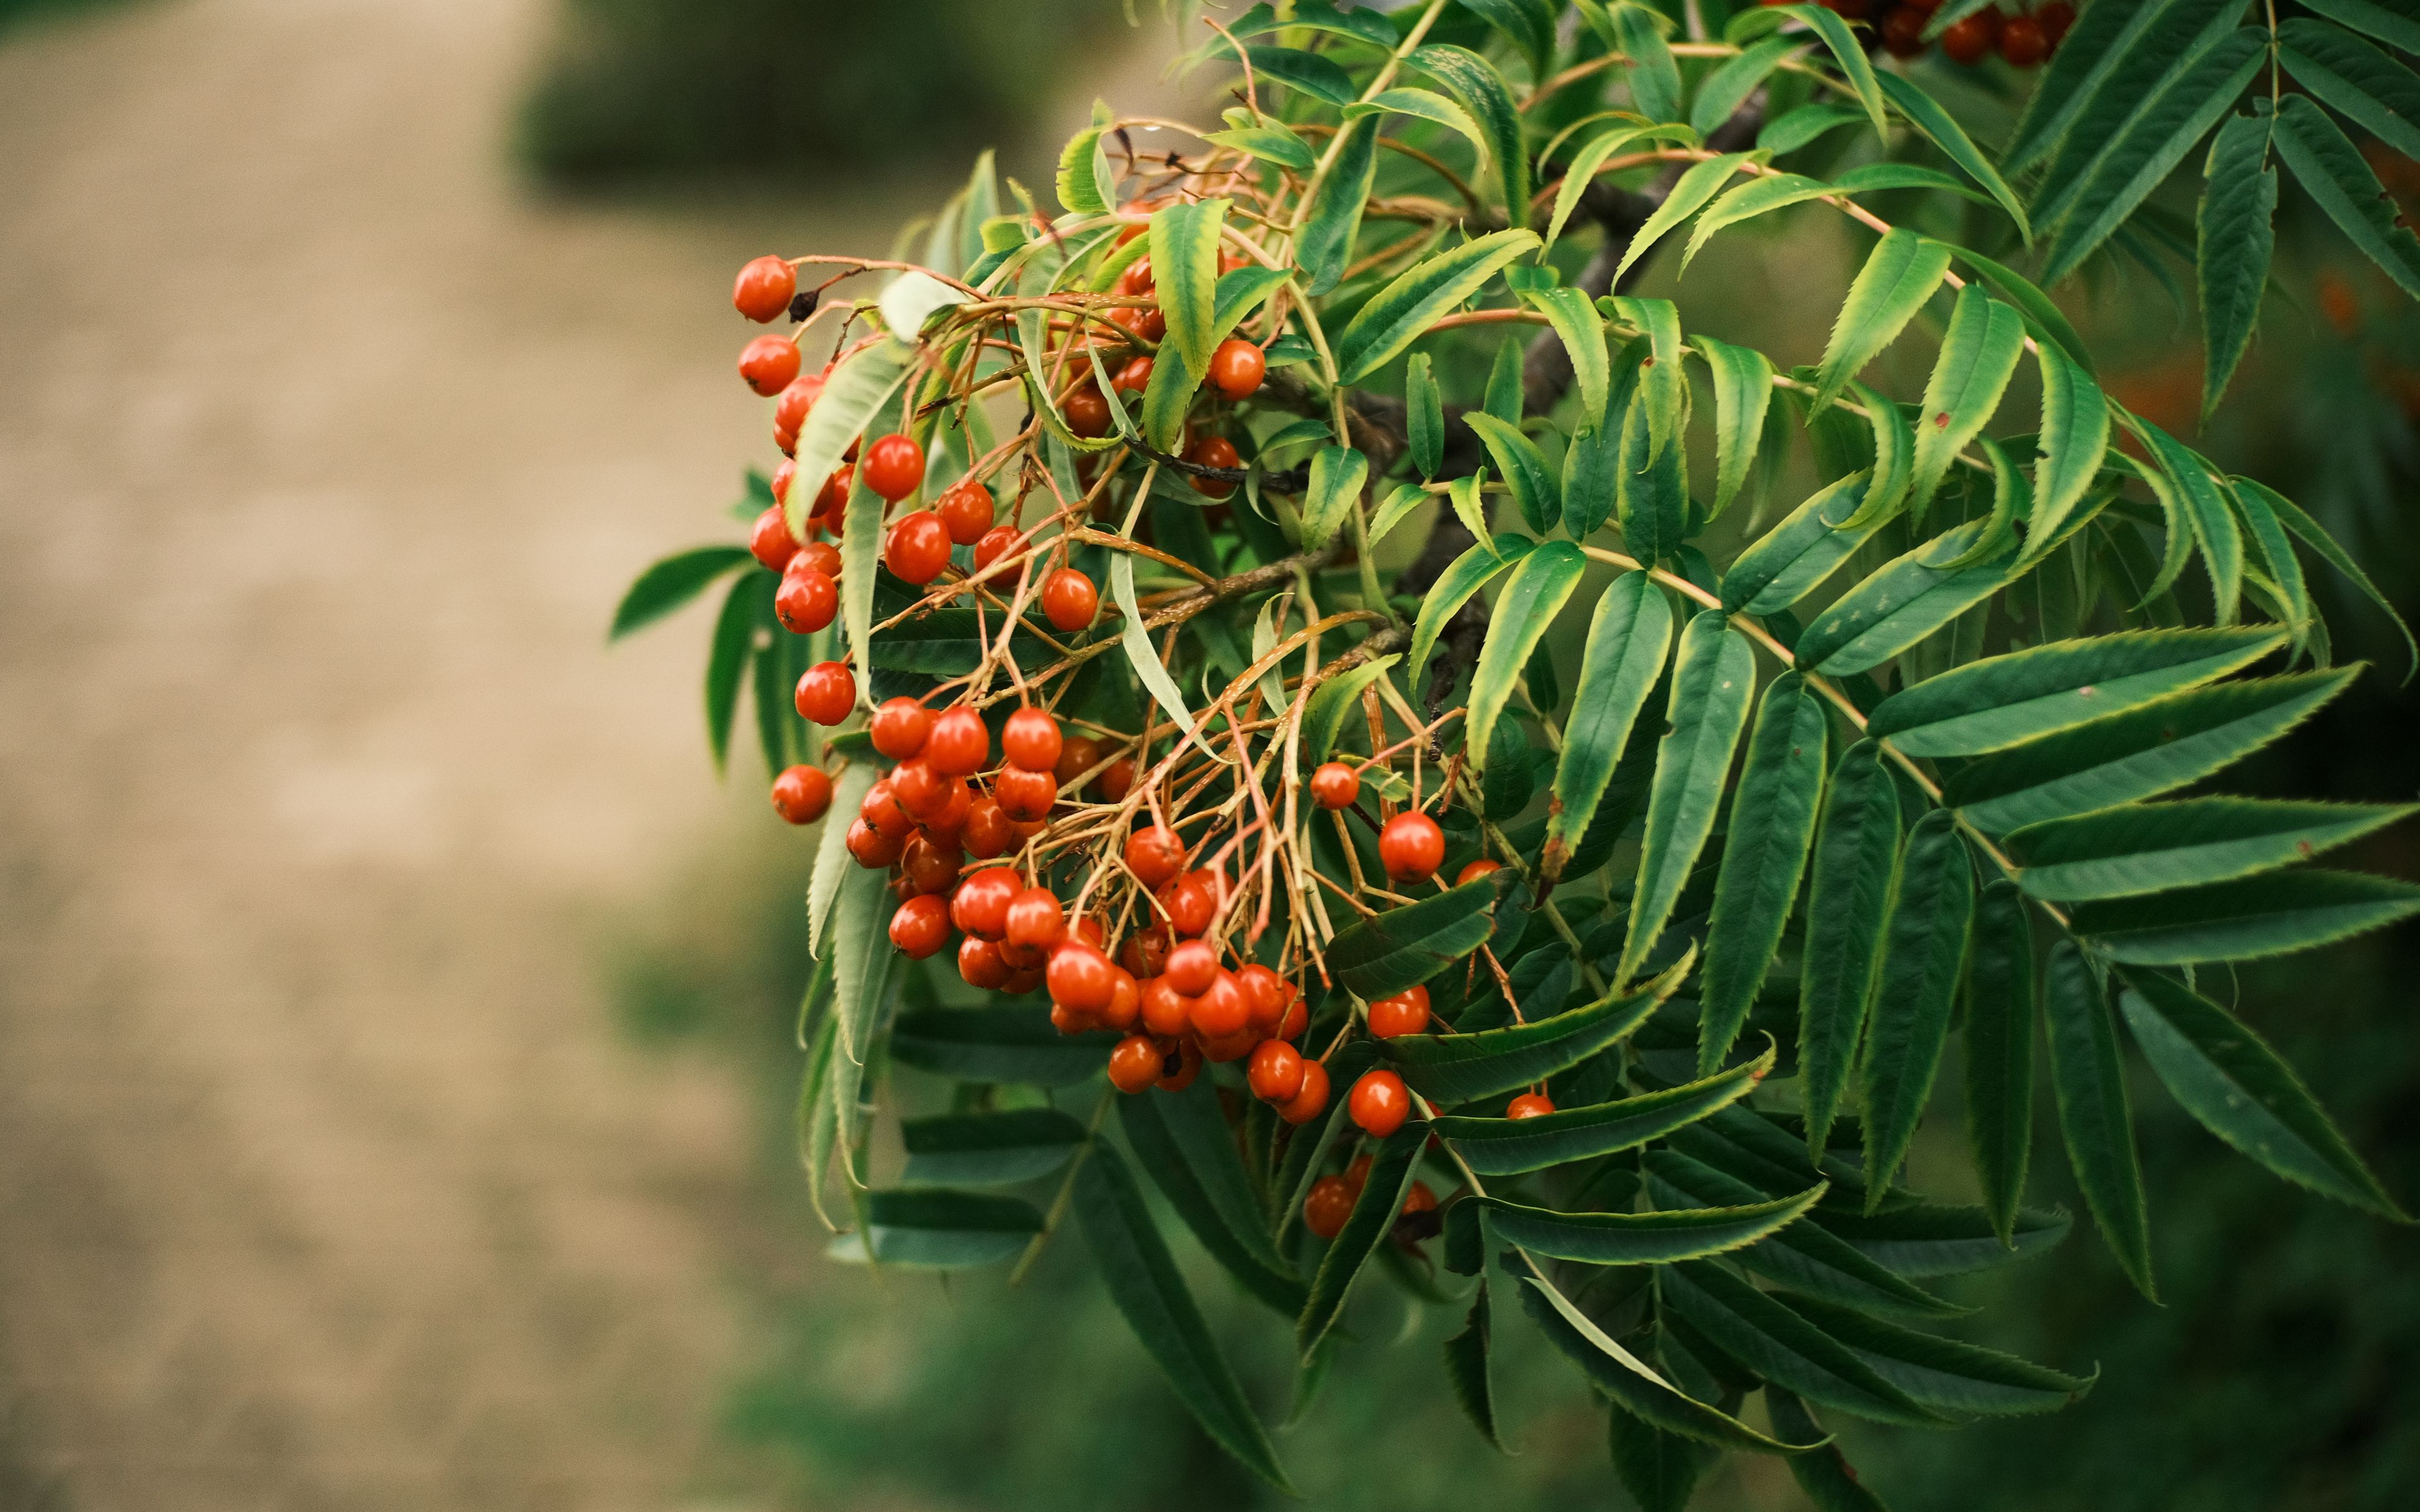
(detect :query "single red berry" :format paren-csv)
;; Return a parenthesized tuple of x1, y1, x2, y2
(1047, 941, 1117, 1014)
(1401, 1181, 1438, 1216)
(1124, 826, 1186, 888)
(1108, 1034, 1163, 1094)
(1001, 707, 1063, 771)
(1094, 757, 1136, 802)
(1998, 14, 2048, 66)
(1064, 384, 1113, 439)
(861, 433, 926, 501)
(1368, 992, 1430, 1040)
(770, 458, 798, 503)
(1184, 435, 1240, 498)
(972, 525, 1020, 575)
(1279, 1058, 1330, 1123)
(1235, 964, 1288, 1029)
(889, 760, 950, 821)
(1096, 968, 1138, 1033)
(884, 510, 952, 586)
(957, 934, 1011, 990)
(1155, 1039, 1203, 1092)
(2039, 1, 2075, 45)
(1042, 568, 1098, 632)
(1121, 925, 1170, 980)
(1164, 939, 1218, 997)
(1309, 762, 1359, 811)
(1119, 257, 1154, 295)
(937, 479, 995, 545)
(923, 706, 988, 777)
(1879, 6, 1928, 56)
(923, 779, 972, 840)
(794, 540, 842, 578)
(1005, 887, 1066, 950)
(1506, 1092, 1555, 1121)
(870, 697, 932, 760)
(773, 373, 822, 434)
(1456, 858, 1502, 887)
(902, 832, 961, 895)
(858, 779, 916, 842)
(813, 465, 852, 520)
(1303, 1174, 1356, 1240)
(889, 894, 950, 958)
(1139, 975, 1190, 1038)
(775, 568, 837, 634)
(769, 765, 832, 825)
(749, 505, 800, 573)
(951, 867, 1020, 939)
(1349, 1069, 1412, 1137)
(1053, 735, 1102, 791)
(1201, 1027, 1259, 1064)
(846, 818, 903, 869)
(1049, 998, 1095, 1036)
(1110, 302, 1167, 342)
(793, 660, 855, 724)
(1112, 354, 1154, 394)
(732, 256, 795, 323)
(1279, 996, 1309, 1042)
(1379, 811, 1446, 882)
(1160, 871, 1217, 937)
(962, 794, 1015, 858)
(1941, 9, 1999, 64)
(1005, 964, 1046, 997)
(1190, 971, 1249, 1038)
(1206, 338, 1266, 401)
(1248, 1039, 1306, 1104)
(739, 335, 801, 396)
(994, 765, 1056, 822)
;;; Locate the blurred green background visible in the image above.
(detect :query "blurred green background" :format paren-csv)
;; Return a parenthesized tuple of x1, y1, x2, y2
(3, 1, 2414, 1509)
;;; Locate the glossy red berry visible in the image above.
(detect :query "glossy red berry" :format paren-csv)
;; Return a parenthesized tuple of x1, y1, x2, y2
(890, 760, 950, 821)
(1206, 338, 1265, 400)
(1379, 811, 1446, 882)
(1001, 707, 1063, 771)
(1247, 1039, 1306, 1104)
(1126, 825, 1186, 888)
(1303, 1174, 1356, 1240)
(846, 818, 902, 869)
(1005, 888, 1066, 950)
(889, 894, 950, 958)
(1042, 568, 1098, 632)
(1047, 941, 1117, 1013)
(1064, 384, 1113, 439)
(1309, 762, 1359, 810)
(1998, 14, 2048, 66)
(1112, 354, 1153, 393)
(1139, 975, 1190, 1038)
(775, 568, 837, 634)
(1279, 1058, 1330, 1124)
(994, 764, 1056, 822)
(813, 465, 852, 520)
(1401, 1181, 1439, 1216)
(2039, 1, 2075, 44)
(924, 706, 988, 776)
(795, 540, 843, 578)
(957, 934, 1011, 990)
(1506, 1092, 1555, 1120)
(1108, 1034, 1163, 1094)
(962, 795, 1015, 858)
(739, 335, 801, 396)
(1367, 991, 1430, 1040)
(951, 867, 1019, 939)
(1119, 256, 1154, 295)
(859, 779, 916, 842)
(733, 256, 795, 323)
(793, 660, 855, 724)
(1278, 996, 1309, 1042)
(1110, 302, 1167, 343)
(1349, 1069, 1412, 1138)
(1160, 871, 1218, 937)
(1941, 10, 1999, 65)
(1184, 435, 1240, 498)
(1121, 926, 1170, 981)
(773, 374, 822, 435)
(861, 433, 926, 501)
(870, 697, 932, 760)
(1164, 939, 1218, 997)
(1095, 757, 1136, 802)
(937, 479, 995, 545)
(1235, 964, 1288, 1029)
(1456, 858, 1503, 886)
(769, 765, 832, 825)
(1054, 735, 1102, 791)
(884, 510, 952, 586)
(1101, 968, 1140, 1033)
(972, 526, 1020, 575)
(1155, 1039, 1202, 1092)
(901, 832, 960, 896)
(1192, 971, 1250, 1038)
(749, 505, 800, 572)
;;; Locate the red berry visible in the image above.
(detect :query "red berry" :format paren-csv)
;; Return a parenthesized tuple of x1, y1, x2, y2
(924, 706, 988, 776)
(902, 832, 961, 895)
(1126, 826, 1186, 888)
(1001, 707, 1063, 771)
(1309, 762, 1359, 810)
(1235, 964, 1289, 1029)
(1064, 384, 1113, 439)
(1139, 975, 1190, 1038)
(1156, 1039, 1203, 1092)
(890, 760, 949, 821)
(1112, 354, 1154, 393)
(733, 256, 795, 323)
(1880, 6, 1927, 56)
(962, 794, 1015, 858)
(1005, 964, 1046, 997)
(795, 540, 843, 578)
(972, 525, 1020, 575)
(846, 818, 903, 869)
(775, 568, 837, 634)
(1164, 939, 1218, 997)
(884, 510, 952, 586)
(1160, 872, 1218, 937)
(1280, 1058, 1330, 1124)
(1303, 1174, 1355, 1240)
(1368, 992, 1430, 1039)
(951, 867, 1019, 939)
(1941, 10, 1999, 65)
(1248, 1039, 1306, 1104)
(1190, 971, 1249, 1038)
(937, 479, 995, 545)
(1119, 257, 1154, 295)
(994, 764, 1056, 822)
(1279, 997, 1309, 1042)
(1111, 303, 1167, 343)
(1456, 858, 1503, 886)
(1005, 887, 1066, 949)
(2039, 1, 2075, 45)
(1184, 435, 1240, 498)
(769, 765, 833, 825)
(739, 335, 801, 396)
(1206, 338, 1265, 401)
(923, 777, 972, 837)
(869, 697, 931, 759)
(771, 458, 798, 503)
(1042, 568, 1098, 632)
(1095, 757, 1136, 801)
(862, 433, 926, 501)
(1379, 811, 1445, 882)
(859, 779, 916, 842)
(1349, 1069, 1411, 1137)
(1999, 14, 2048, 66)
(1054, 735, 1102, 791)
(958, 934, 1011, 990)
(1109, 1034, 1163, 1094)
(1401, 1181, 1438, 1216)
(1101, 968, 1141, 1033)
(1047, 940, 1117, 1013)
(1201, 1027, 1259, 1064)
(793, 660, 855, 724)
(1506, 1092, 1555, 1121)
(773, 373, 822, 434)
(750, 505, 800, 572)
(889, 894, 950, 958)
(814, 465, 852, 520)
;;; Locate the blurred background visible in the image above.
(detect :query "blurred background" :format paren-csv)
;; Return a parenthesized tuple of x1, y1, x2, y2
(1, 2, 2415, 1509)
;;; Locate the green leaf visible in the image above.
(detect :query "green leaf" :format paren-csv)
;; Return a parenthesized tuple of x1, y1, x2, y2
(805, 765, 877, 952)
(890, 1005, 1112, 1087)
(1607, 1395, 1708, 1512)
(1301, 652, 1400, 765)
(840, 1189, 1041, 1269)
(1620, 613, 1757, 985)
(1868, 626, 2285, 757)
(2243, 476, 2419, 682)
(703, 571, 757, 773)
(1383, 963, 1685, 1106)
(1110, 553, 1209, 766)
(1407, 354, 1444, 478)
(1463, 413, 1562, 536)
(1299, 1121, 1427, 1354)
(2041, 940, 2157, 1298)
(1964, 881, 2038, 1246)
(1204, 123, 1317, 171)
(1326, 869, 1509, 1000)
(2273, 93, 2420, 301)
(1693, 33, 1800, 139)
(2078, 867, 2420, 966)
(1406, 45, 1531, 224)
(1695, 336, 1775, 518)
(1456, 1186, 1826, 1266)
(1814, 1201, 2071, 1278)
(1448, 470, 1495, 550)
(2197, 112, 2278, 421)
(1908, 286, 2027, 517)
(1699, 675, 1828, 1072)
(2005, 0, 2199, 175)
(1150, 198, 1228, 376)
(1433, 1050, 1773, 1174)
(1545, 124, 1664, 254)
(2305, 0, 2420, 52)
(1443, 1286, 1504, 1451)
(1780, 3, 1889, 139)
(1812, 229, 1954, 413)
(1074, 1144, 1294, 1492)
(1793, 518, 2012, 677)
(1944, 669, 2353, 834)
(1615, 152, 1755, 286)
(2007, 797, 2415, 903)
(2128, 415, 2245, 625)
(1647, 1148, 1961, 1317)
(1547, 571, 1675, 879)
(805, 342, 916, 659)
(1759, 101, 1867, 157)
(2230, 480, 2315, 652)
(1468, 542, 1587, 772)
(1462, 0, 1557, 79)
(1528, 286, 1611, 417)
(1720, 472, 1886, 614)
(613, 546, 752, 640)
(1768, 1390, 1887, 1512)
(1299, 115, 1380, 295)
(1121, 1079, 1306, 1315)
(1661, 1261, 1940, 1427)
(1800, 741, 1901, 1155)
(1836, 382, 1915, 531)
(1779, 1295, 2095, 1419)
(2281, 19, 2420, 165)
(1299, 445, 1369, 553)
(900, 1109, 1086, 1188)
(1240, 43, 1357, 105)
(1347, 87, 1495, 168)
(1221, 0, 1400, 49)
(2114, 966, 2406, 1218)
(1615, 1, 1684, 122)
(1951, 243, 2097, 374)
(2021, 343, 2112, 569)
(1615, 381, 1690, 563)
(1056, 118, 1113, 215)
(1336, 228, 1543, 384)
(1860, 811, 1976, 1208)
(1611, 295, 1687, 464)
(1872, 72, 2031, 239)
(1410, 534, 1536, 689)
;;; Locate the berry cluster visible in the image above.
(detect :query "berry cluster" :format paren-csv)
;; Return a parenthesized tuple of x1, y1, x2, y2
(1066, 229, 1263, 495)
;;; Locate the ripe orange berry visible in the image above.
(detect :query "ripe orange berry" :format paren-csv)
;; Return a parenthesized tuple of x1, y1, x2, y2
(795, 539, 843, 578)
(814, 465, 852, 520)
(1164, 938, 1218, 996)
(1005, 887, 1066, 950)
(776, 568, 837, 634)
(1367, 991, 1430, 1039)
(1042, 568, 1098, 632)
(1206, 338, 1266, 400)
(1047, 940, 1117, 1013)
(884, 510, 952, 586)
(1126, 825, 1187, 888)
(1139, 974, 1190, 1038)
(1156, 1038, 1203, 1092)
(1119, 257, 1154, 295)
(1235, 964, 1289, 1030)
(793, 660, 855, 724)
(846, 817, 902, 869)
(1279, 1057, 1330, 1123)
(958, 934, 1011, 990)
(773, 373, 822, 435)
(1379, 810, 1445, 882)
(1112, 354, 1154, 394)
(1941, 9, 1998, 64)
(1456, 858, 1502, 886)
(1110, 302, 1167, 343)
(1998, 14, 2047, 66)
(972, 525, 1020, 575)
(1248, 1039, 1306, 1104)
(901, 832, 960, 895)
(1277, 996, 1308, 1042)
(861, 433, 926, 501)
(1505, 1092, 1555, 1120)
(937, 479, 995, 545)
(962, 794, 1015, 858)
(732, 256, 795, 323)
(1184, 435, 1240, 498)
(1159, 871, 1217, 937)
(1053, 735, 1102, 791)
(749, 505, 800, 572)
(1101, 967, 1141, 1033)
(858, 779, 916, 842)
(1309, 762, 1359, 810)
(924, 706, 988, 776)
(1108, 1034, 1163, 1094)
(739, 335, 802, 396)
(770, 457, 798, 503)
(951, 867, 1018, 939)
(1064, 384, 1113, 439)
(769, 765, 833, 825)
(870, 697, 932, 760)
(1349, 1068, 1412, 1137)
(1001, 707, 1063, 771)
(1094, 757, 1136, 801)
(994, 764, 1056, 822)
(887, 893, 950, 958)
(1190, 970, 1250, 1038)
(1303, 1174, 1356, 1240)
(1401, 1181, 1438, 1216)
